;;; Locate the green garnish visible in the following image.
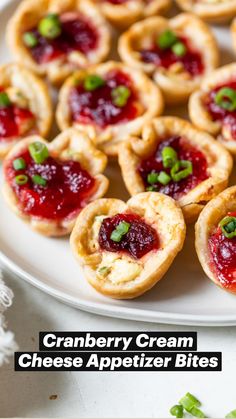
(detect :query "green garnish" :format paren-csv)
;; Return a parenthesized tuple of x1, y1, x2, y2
(13, 158, 26, 171)
(28, 142, 49, 164)
(111, 85, 131, 107)
(15, 174, 28, 185)
(219, 216, 236, 239)
(170, 405, 184, 418)
(147, 171, 171, 186)
(215, 87, 236, 111)
(147, 172, 159, 185)
(162, 146, 178, 168)
(38, 14, 61, 39)
(157, 30, 177, 50)
(0, 91, 11, 108)
(110, 221, 130, 242)
(98, 266, 110, 275)
(190, 407, 206, 418)
(226, 410, 236, 418)
(23, 32, 38, 48)
(172, 41, 187, 57)
(171, 160, 193, 182)
(146, 185, 158, 191)
(179, 393, 201, 412)
(32, 174, 47, 186)
(84, 75, 105, 91)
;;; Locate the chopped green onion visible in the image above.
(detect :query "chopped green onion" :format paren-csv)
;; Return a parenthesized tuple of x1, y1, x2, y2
(32, 174, 47, 186)
(170, 405, 184, 418)
(98, 266, 110, 275)
(190, 406, 206, 418)
(219, 216, 236, 238)
(172, 41, 187, 57)
(0, 91, 11, 108)
(157, 30, 177, 50)
(179, 392, 201, 412)
(146, 185, 157, 191)
(28, 142, 49, 164)
(13, 158, 26, 171)
(111, 85, 131, 107)
(38, 14, 61, 39)
(226, 409, 236, 418)
(162, 146, 178, 168)
(171, 160, 193, 182)
(15, 174, 28, 185)
(110, 221, 130, 242)
(84, 75, 105, 91)
(23, 32, 38, 48)
(215, 87, 236, 111)
(158, 171, 171, 185)
(147, 172, 159, 185)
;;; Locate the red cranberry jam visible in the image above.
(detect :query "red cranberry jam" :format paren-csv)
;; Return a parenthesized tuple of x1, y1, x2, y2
(98, 213, 159, 259)
(205, 81, 236, 140)
(140, 36, 204, 77)
(24, 13, 99, 64)
(138, 136, 209, 200)
(5, 148, 96, 221)
(69, 70, 139, 128)
(208, 212, 236, 291)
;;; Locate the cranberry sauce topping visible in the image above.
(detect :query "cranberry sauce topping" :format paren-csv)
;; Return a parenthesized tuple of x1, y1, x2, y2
(208, 212, 236, 290)
(69, 70, 139, 128)
(140, 36, 204, 77)
(98, 213, 159, 259)
(205, 81, 236, 140)
(25, 14, 99, 64)
(5, 149, 96, 220)
(0, 96, 34, 142)
(138, 136, 209, 200)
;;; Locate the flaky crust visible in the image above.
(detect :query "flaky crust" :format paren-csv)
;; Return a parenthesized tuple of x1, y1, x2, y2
(0, 63, 52, 159)
(175, 0, 236, 22)
(70, 192, 186, 299)
(56, 61, 164, 156)
(2, 129, 109, 237)
(195, 186, 236, 293)
(7, 0, 111, 85)
(231, 18, 236, 54)
(91, 0, 171, 28)
(118, 117, 233, 223)
(118, 14, 219, 105)
(189, 63, 236, 155)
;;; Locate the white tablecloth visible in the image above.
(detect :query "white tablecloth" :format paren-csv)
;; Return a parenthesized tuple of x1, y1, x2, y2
(0, 268, 236, 418)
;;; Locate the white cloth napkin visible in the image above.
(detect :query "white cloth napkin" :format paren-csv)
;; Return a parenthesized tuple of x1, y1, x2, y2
(0, 269, 18, 366)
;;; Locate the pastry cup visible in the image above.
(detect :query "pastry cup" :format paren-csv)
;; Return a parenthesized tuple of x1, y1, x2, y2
(0, 63, 52, 159)
(118, 117, 233, 223)
(118, 13, 219, 105)
(70, 192, 186, 299)
(231, 18, 236, 52)
(7, 0, 111, 85)
(175, 0, 236, 22)
(92, 0, 171, 28)
(56, 61, 164, 156)
(2, 128, 109, 237)
(195, 186, 236, 293)
(189, 63, 236, 155)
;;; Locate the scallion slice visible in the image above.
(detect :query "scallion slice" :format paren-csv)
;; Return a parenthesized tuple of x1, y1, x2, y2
(110, 221, 130, 242)
(170, 405, 184, 418)
(157, 30, 177, 50)
(38, 14, 61, 39)
(84, 75, 105, 91)
(32, 174, 47, 186)
(162, 146, 178, 168)
(215, 87, 236, 111)
(111, 85, 131, 107)
(226, 409, 236, 418)
(15, 174, 28, 185)
(172, 41, 187, 57)
(171, 160, 193, 182)
(0, 91, 11, 108)
(158, 171, 171, 185)
(190, 406, 206, 418)
(13, 158, 26, 171)
(179, 392, 201, 412)
(219, 216, 236, 238)
(28, 142, 49, 164)
(23, 32, 38, 48)
(147, 172, 159, 185)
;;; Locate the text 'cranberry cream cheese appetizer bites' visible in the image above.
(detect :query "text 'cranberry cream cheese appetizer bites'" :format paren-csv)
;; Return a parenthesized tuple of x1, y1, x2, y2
(7, 0, 111, 85)
(91, 0, 172, 28)
(56, 61, 164, 156)
(118, 117, 233, 223)
(189, 64, 236, 156)
(196, 186, 236, 294)
(70, 193, 186, 299)
(0, 64, 52, 159)
(2, 129, 109, 237)
(175, 0, 236, 23)
(119, 14, 219, 105)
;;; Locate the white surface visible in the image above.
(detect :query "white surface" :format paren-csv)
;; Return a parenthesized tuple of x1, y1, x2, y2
(1, 0, 236, 326)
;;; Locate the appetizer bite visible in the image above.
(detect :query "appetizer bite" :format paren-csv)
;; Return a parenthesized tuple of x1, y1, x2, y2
(189, 64, 236, 155)
(118, 14, 219, 104)
(118, 117, 233, 223)
(2, 129, 109, 236)
(7, 0, 111, 84)
(196, 186, 236, 294)
(0, 64, 52, 159)
(70, 193, 186, 299)
(175, 0, 236, 22)
(56, 61, 164, 156)
(91, 0, 171, 28)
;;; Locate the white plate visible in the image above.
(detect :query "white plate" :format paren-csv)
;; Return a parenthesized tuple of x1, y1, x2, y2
(1, 0, 236, 326)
